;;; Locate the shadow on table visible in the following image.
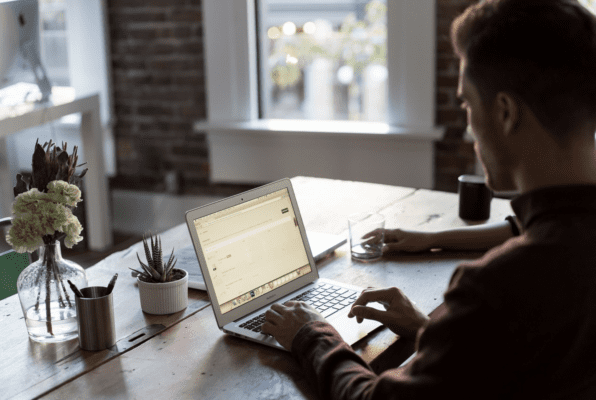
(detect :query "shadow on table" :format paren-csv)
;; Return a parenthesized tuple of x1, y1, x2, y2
(28, 336, 80, 364)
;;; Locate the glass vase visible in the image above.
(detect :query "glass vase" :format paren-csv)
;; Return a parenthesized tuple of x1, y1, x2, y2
(16, 241, 88, 343)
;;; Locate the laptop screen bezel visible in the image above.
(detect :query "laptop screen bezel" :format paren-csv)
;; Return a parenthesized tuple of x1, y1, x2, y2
(184, 178, 319, 329)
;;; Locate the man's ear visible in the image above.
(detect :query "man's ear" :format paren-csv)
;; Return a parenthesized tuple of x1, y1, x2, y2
(495, 92, 521, 136)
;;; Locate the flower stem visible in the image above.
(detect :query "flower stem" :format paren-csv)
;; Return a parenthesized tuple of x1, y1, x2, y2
(45, 251, 53, 336)
(50, 256, 71, 308)
(43, 242, 63, 336)
(33, 264, 43, 311)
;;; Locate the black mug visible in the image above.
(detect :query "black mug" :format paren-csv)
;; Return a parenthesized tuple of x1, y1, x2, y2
(458, 175, 492, 221)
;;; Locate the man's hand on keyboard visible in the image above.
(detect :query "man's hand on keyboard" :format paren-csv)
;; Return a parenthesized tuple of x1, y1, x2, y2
(262, 301, 327, 351)
(348, 287, 430, 339)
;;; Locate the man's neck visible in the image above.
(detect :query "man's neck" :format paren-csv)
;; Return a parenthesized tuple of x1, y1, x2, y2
(514, 143, 596, 193)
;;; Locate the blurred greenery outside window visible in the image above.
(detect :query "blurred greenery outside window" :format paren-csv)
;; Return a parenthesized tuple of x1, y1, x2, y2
(259, 0, 387, 122)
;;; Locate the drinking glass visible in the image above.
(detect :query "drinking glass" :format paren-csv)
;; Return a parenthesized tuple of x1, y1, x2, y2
(348, 213, 385, 261)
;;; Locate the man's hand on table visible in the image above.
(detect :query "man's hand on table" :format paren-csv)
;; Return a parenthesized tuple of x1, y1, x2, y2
(348, 287, 430, 339)
(262, 301, 327, 350)
(364, 228, 435, 253)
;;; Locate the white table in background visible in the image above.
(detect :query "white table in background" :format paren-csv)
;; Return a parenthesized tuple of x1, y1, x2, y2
(0, 86, 112, 250)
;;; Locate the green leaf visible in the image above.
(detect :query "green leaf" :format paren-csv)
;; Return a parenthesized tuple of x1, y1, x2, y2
(156, 236, 163, 274)
(151, 234, 162, 275)
(128, 267, 149, 280)
(128, 267, 144, 275)
(165, 248, 175, 269)
(137, 253, 160, 281)
(142, 235, 153, 269)
(135, 253, 151, 274)
(150, 234, 157, 267)
(165, 258, 177, 277)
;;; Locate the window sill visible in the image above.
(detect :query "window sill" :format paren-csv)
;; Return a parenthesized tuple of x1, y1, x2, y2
(193, 119, 444, 141)
(194, 119, 445, 189)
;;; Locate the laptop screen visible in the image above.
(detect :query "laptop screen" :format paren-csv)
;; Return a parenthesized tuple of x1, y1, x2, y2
(192, 188, 312, 314)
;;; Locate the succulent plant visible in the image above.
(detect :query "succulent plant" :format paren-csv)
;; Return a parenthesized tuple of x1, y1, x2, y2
(130, 233, 181, 283)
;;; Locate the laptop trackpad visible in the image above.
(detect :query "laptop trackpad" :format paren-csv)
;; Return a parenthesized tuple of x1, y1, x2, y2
(327, 303, 385, 345)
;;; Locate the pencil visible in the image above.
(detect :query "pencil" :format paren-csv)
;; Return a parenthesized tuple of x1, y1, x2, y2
(68, 280, 84, 298)
(106, 273, 118, 295)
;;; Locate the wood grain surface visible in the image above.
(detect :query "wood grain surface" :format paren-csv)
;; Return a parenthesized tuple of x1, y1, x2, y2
(1, 223, 210, 400)
(39, 177, 513, 399)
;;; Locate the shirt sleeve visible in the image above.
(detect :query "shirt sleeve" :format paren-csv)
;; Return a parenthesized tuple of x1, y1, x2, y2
(291, 266, 515, 400)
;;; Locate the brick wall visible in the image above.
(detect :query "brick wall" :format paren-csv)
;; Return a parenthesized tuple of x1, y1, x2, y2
(434, 0, 477, 192)
(107, 0, 477, 195)
(107, 0, 212, 194)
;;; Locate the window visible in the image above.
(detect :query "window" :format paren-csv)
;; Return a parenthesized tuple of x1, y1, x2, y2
(203, 0, 436, 129)
(257, 0, 387, 122)
(201, 0, 442, 189)
(39, 0, 70, 86)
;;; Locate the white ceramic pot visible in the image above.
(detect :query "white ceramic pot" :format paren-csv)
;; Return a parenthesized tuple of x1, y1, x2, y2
(137, 269, 188, 315)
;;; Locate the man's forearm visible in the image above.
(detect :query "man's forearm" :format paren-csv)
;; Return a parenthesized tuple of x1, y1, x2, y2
(430, 221, 514, 251)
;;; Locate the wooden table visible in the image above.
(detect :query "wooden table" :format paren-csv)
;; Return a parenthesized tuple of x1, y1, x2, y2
(0, 177, 513, 399)
(0, 87, 112, 251)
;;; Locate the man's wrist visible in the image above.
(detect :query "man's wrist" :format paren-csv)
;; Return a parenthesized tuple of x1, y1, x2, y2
(415, 308, 431, 329)
(291, 320, 341, 355)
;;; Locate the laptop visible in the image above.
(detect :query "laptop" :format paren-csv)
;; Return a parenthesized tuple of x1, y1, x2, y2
(182, 231, 347, 290)
(184, 178, 384, 350)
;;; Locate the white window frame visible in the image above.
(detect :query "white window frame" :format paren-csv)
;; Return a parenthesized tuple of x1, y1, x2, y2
(199, 0, 443, 189)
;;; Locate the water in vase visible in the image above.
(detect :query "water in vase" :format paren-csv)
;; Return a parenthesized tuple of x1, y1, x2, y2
(25, 302, 78, 343)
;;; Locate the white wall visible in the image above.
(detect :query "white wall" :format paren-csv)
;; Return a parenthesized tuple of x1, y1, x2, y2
(111, 190, 223, 235)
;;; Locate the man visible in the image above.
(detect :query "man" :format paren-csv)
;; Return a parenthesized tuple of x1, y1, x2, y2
(262, 0, 596, 398)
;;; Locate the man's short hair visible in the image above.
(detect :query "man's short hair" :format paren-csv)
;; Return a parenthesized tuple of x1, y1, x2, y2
(451, 0, 596, 143)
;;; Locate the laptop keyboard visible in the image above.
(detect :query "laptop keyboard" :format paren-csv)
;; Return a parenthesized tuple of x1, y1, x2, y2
(239, 283, 359, 334)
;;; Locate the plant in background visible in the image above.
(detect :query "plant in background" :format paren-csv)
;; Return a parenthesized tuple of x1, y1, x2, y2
(7, 139, 88, 338)
(131, 233, 182, 283)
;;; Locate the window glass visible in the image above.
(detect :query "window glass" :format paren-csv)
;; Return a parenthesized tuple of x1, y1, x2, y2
(258, 0, 387, 122)
(39, 0, 69, 86)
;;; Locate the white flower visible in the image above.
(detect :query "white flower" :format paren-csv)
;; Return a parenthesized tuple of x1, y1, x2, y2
(47, 180, 82, 208)
(7, 183, 84, 252)
(6, 217, 45, 253)
(62, 215, 83, 248)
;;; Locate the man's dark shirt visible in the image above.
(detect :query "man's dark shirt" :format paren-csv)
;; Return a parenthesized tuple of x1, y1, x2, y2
(291, 185, 596, 399)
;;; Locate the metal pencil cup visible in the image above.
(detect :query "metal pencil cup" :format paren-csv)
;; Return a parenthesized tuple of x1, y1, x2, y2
(75, 286, 116, 351)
